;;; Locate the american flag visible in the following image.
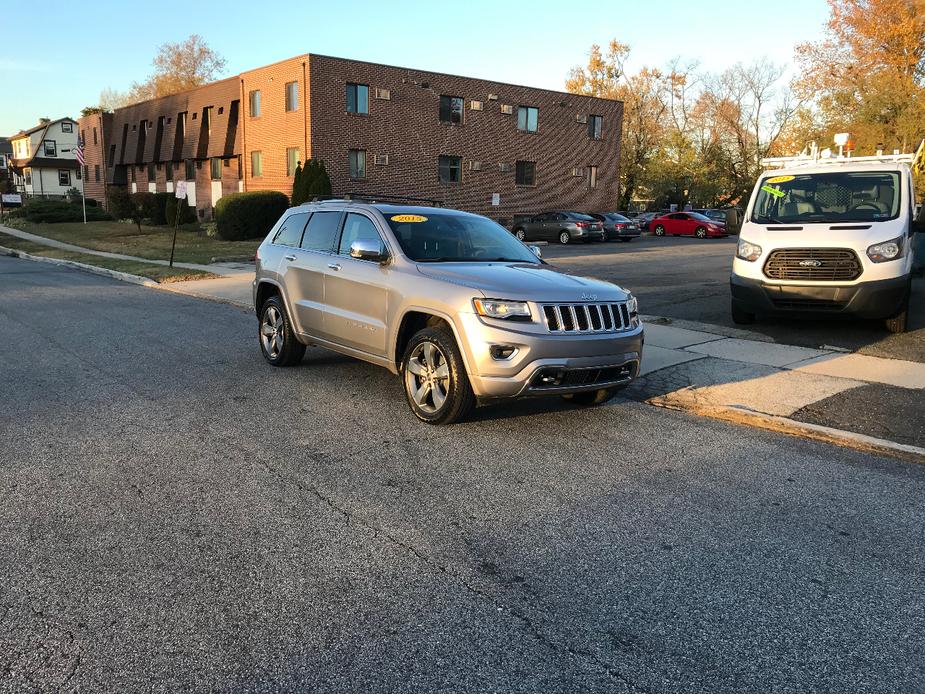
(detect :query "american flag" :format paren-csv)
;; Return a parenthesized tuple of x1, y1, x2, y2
(74, 136, 85, 166)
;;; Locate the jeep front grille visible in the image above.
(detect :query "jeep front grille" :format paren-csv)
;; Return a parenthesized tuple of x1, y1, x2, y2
(541, 302, 632, 333)
(763, 248, 862, 282)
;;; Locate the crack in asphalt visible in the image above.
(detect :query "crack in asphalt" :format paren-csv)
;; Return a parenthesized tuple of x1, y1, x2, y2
(255, 450, 651, 694)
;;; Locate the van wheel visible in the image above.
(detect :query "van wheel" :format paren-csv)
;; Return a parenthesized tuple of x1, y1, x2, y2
(401, 327, 475, 425)
(559, 231, 571, 244)
(259, 296, 306, 366)
(562, 387, 621, 406)
(731, 302, 755, 325)
(695, 227, 708, 239)
(653, 225, 665, 236)
(885, 291, 910, 334)
(514, 228, 526, 241)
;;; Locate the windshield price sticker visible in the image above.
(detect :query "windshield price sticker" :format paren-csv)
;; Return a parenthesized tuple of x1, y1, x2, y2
(761, 185, 786, 199)
(765, 175, 795, 184)
(391, 214, 428, 223)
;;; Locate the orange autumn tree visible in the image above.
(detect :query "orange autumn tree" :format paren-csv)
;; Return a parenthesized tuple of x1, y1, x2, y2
(793, 0, 925, 154)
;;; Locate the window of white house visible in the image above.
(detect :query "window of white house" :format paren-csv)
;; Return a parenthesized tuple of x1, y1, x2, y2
(24, 168, 31, 185)
(516, 106, 538, 133)
(249, 90, 261, 117)
(251, 151, 263, 177)
(286, 148, 301, 176)
(44, 140, 57, 156)
(61, 122, 73, 133)
(59, 170, 71, 186)
(349, 149, 366, 179)
(285, 82, 298, 112)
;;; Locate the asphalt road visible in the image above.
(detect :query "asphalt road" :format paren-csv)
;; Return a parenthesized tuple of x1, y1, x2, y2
(544, 236, 925, 362)
(2, 256, 924, 693)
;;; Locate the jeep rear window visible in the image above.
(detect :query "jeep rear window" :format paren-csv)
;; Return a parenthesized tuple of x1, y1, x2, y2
(752, 171, 901, 224)
(385, 212, 540, 263)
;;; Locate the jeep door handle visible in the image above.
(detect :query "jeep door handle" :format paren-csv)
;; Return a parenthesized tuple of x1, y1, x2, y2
(327, 263, 342, 271)
(284, 254, 297, 261)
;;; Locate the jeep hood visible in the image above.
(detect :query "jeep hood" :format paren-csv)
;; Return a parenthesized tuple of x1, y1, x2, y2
(415, 262, 629, 302)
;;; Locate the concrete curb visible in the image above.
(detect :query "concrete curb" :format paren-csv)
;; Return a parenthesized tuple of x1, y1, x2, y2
(1, 244, 251, 310)
(648, 390, 925, 464)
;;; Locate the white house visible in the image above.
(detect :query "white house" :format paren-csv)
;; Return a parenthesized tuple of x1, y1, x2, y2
(9, 118, 83, 198)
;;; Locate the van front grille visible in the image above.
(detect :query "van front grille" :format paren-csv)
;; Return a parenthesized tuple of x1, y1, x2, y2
(763, 248, 862, 282)
(542, 302, 632, 333)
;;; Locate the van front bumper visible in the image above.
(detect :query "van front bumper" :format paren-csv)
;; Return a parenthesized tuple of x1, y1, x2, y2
(730, 274, 910, 320)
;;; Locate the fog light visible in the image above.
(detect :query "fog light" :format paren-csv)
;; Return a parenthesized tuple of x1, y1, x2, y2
(489, 344, 517, 360)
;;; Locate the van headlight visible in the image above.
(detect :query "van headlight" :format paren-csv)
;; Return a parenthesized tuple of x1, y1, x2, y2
(866, 236, 904, 263)
(473, 298, 532, 320)
(736, 239, 762, 262)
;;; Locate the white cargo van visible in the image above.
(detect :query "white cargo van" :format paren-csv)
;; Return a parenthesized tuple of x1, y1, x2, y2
(731, 152, 921, 333)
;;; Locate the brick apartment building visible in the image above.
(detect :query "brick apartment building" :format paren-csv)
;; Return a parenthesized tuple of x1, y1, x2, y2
(79, 54, 622, 221)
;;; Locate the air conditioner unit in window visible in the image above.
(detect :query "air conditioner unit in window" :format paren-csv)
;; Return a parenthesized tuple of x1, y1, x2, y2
(469, 100, 483, 111)
(575, 113, 588, 124)
(467, 160, 482, 171)
(500, 104, 513, 115)
(571, 167, 585, 177)
(374, 87, 391, 100)
(487, 93, 498, 101)
(374, 154, 389, 165)
(498, 162, 512, 173)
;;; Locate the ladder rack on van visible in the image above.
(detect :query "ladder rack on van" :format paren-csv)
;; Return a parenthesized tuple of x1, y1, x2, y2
(761, 140, 922, 170)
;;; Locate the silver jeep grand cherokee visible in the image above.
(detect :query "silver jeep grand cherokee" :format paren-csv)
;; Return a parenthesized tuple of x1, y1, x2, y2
(253, 200, 644, 424)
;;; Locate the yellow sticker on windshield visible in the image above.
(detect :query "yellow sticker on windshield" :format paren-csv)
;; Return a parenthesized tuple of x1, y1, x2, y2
(391, 214, 428, 223)
(765, 175, 795, 184)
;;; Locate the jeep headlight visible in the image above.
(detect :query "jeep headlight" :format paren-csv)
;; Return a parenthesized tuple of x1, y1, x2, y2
(473, 298, 532, 320)
(866, 236, 903, 263)
(626, 293, 638, 315)
(736, 239, 762, 262)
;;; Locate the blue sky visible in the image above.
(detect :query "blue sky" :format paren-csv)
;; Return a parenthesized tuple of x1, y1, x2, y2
(0, 0, 830, 135)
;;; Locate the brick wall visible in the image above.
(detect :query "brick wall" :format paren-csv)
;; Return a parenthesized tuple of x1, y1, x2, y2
(307, 54, 622, 220)
(76, 113, 110, 206)
(239, 55, 310, 200)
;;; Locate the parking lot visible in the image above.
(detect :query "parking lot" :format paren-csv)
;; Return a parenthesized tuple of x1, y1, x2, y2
(3, 256, 924, 693)
(542, 236, 925, 363)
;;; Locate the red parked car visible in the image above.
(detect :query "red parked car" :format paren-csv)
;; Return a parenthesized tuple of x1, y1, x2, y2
(650, 212, 728, 239)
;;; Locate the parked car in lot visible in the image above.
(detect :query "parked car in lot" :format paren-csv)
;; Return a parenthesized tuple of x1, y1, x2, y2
(692, 209, 728, 226)
(587, 212, 642, 241)
(633, 211, 660, 231)
(651, 212, 728, 238)
(254, 200, 644, 424)
(512, 211, 605, 244)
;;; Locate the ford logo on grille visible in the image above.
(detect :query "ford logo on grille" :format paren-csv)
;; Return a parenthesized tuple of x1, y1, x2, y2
(798, 259, 823, 267)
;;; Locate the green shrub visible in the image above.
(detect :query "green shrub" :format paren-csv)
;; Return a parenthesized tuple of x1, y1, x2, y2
(132, 192, 157, 222)
(21, 199, 111, 223)
(150, 192, 171, 225)
(165, 194, 197, 226)
(214, 190, 289, 241)
(107, 187, 135, 220)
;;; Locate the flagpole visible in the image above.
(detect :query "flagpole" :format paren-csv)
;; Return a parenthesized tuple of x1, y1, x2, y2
(77, 136, 87, 224)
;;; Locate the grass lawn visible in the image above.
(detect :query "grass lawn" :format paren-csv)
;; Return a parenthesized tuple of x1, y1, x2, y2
(0, 233, 218, 283)
(5, 220, 260, 265)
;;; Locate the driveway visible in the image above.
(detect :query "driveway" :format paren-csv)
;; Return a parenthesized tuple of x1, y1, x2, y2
(544, 236, 925, 362)
(2, 256, 924, 693)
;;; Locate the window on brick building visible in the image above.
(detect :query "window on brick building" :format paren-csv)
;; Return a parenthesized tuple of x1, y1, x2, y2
(285, 82, 298, 112)
(438, 155, 462, 183)
(439, 95, 464, 124)
(203, 107, 213, 137)
(346, 83, 369, 114)
(588, 115, 603, 140)
(249, 90, 261, 117)
(516, 106, 538, 133)
(349, 149, 366, 179)
(178, 112, 187, 139)
(131, 167, 136, 182)
(286, 148, 301, 176)
(148, 162, 156, 181)
(185, 159, 195, 180)
(251, 151, 263, 177)
(108, 144, 116, 167)
(589, 165, 598, 189)
(211, 157, 222, 180)
(93, 127, 98, 145)
(95, 165, 100, 182)
(515, 160, 536, 186)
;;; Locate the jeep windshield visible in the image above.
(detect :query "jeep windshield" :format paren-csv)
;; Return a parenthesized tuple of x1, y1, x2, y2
(385, 212, 541, 263)
(752, 171, 901, 224)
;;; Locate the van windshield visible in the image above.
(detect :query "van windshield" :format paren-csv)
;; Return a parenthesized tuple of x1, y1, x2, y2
(751, 171, 901, 224)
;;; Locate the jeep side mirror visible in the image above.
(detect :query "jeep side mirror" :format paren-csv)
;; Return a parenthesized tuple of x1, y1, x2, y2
(349, 239, 388, 263)
(529, 245, 542, 258)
